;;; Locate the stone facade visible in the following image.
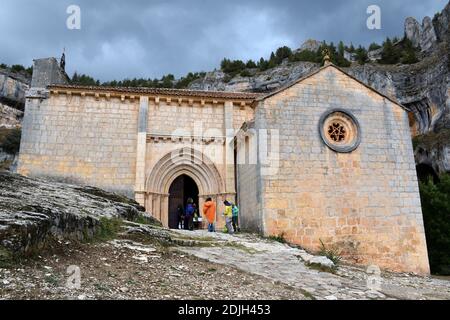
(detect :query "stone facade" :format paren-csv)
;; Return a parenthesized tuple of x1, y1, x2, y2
(18, 59, 429, 274)
(236, 65, 430, 274)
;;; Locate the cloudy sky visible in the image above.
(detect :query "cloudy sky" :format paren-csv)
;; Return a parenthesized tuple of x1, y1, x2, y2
(0, 0, 447, 81)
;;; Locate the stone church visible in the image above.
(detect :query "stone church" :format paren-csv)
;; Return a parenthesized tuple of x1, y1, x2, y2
(17, 57, 430, 274)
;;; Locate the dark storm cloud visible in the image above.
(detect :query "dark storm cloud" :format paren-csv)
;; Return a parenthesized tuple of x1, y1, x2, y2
(0, 0, 447, 81)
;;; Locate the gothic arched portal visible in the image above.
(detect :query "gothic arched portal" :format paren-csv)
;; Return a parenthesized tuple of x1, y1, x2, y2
(145, 147, 225, 227)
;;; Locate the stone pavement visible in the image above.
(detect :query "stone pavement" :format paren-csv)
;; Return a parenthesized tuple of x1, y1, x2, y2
(171, 230, 450, 300)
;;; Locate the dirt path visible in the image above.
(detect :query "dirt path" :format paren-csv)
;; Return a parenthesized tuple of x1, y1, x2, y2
(171, 230, 450, 300)
(0, 236, 307, 300)
(1, 230, 449, 300)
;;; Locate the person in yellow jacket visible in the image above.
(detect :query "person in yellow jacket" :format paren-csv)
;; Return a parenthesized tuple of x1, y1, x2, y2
(223, 200, 234, 234)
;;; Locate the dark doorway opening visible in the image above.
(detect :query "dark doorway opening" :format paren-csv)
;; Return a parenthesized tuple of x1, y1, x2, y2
(168, 174, 199, 229)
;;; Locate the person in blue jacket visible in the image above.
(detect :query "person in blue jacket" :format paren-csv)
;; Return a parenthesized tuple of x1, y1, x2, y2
(184, 198, 196, 231)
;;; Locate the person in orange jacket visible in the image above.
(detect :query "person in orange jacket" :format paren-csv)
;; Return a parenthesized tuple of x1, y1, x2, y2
(203, 198, 216, 232)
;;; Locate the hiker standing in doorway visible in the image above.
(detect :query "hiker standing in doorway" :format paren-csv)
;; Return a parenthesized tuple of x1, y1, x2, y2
(203, 198, 216, 232)
(232, 203, 240, 233)
(223, 200, 234, 234)
(185, 198, 195, 231)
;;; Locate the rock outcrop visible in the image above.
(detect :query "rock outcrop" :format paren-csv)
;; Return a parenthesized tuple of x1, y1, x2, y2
(405, 17, 422, 48)
(0, 70, 29, 111)
(0, 104, 23, 128)
(0, 171, 162, 260)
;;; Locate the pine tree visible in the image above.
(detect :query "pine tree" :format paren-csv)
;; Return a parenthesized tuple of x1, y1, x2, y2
(379, 38, 401, 64)
(355, 46, 369, 65)
(338, 41, 345, 57)
(401, 38, 419, 64)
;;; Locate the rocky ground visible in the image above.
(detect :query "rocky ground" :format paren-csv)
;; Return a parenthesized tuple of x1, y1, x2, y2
(1, 172, 449, 300)
(1, 228, 449, 300)
(0, 235, 306, 300)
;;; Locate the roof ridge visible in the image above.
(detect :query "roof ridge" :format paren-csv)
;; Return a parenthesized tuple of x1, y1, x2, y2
(48, 83, 262, 100)
(258, 63, 405, 110)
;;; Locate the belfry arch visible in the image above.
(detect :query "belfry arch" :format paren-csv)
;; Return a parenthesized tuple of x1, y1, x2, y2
(144, 147, 225, 227)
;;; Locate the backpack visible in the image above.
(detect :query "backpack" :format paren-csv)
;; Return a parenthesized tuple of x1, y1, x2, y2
(186, 204, 195, 216)
(232, 205, 239, 217)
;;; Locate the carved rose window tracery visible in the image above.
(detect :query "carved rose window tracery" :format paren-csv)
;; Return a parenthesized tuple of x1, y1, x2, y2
(328, 122, 347, 142)
(319, 109, 361, 153)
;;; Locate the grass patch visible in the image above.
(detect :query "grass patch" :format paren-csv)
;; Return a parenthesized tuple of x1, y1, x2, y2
(266, 233, 287, 244)
(306, 261, 337, 274)
(0, 246, 14, 268)
(300, 289, 316, 300)
(90, 217, 124, 242)
(318, 239, 342, 266)
(133, 214, 157, 226)
(44, 274, 60, 286)
(225, 242, 260, 254)
(94, 283, 110, 292)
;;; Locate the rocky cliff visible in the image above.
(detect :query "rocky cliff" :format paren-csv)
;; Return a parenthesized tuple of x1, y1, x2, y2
(0, 171, 167, 264)
(0, 69, 29, 111)
(188, 2, 450, 175)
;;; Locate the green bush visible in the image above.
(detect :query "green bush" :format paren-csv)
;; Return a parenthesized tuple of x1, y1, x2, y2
(319, 239, 342, 265)
(94, 217, 123, 241)
(289, 49, 320, 63)
(420, 174, 450, 275)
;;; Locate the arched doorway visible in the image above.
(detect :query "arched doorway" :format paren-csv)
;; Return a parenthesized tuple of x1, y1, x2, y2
(168, 174, 199, 229)
(145, 147, 226, 228)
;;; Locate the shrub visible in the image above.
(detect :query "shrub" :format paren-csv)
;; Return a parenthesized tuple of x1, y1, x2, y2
(220, 58, 246, 76)
(289, 49, 320, 63)
(267, 233, 286, 243)
(419, 174, 450, 275)
(355, 46, 369, 65)
(10, 64, 26, 73)
(94, 217, 123, 241)
(318, 239, 342, 265)
(368, 43, 382, 51)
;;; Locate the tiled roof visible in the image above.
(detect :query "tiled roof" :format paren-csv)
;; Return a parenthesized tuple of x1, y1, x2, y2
(48, 84, 261, 100)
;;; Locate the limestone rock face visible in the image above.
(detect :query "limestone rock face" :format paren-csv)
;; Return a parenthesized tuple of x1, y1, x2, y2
(0, 172, 159, 257)
(421, 17, 438, 52)
(190, 62, 319, 93)
(404, 16, 438, 52)
(298, 39, 322, 52)
(405, 17, 422, 48)
(0, 70, 29, 110)
(433, 2, 450, 42)
(0, 104, 23, 128)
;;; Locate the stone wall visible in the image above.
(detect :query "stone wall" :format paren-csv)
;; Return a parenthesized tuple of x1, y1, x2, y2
(30, 58, 68, 88)
(252, 66, 430, 274)
(18, 94, 139, 197)
(18, 85, 255, 228)
(142, 99, 254, 227)
(236, 127, 262, 232)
